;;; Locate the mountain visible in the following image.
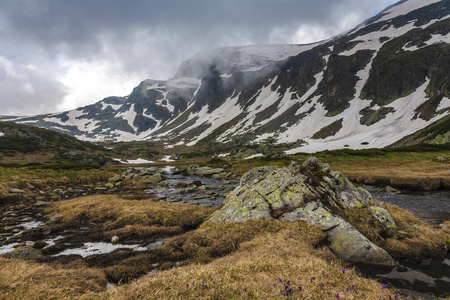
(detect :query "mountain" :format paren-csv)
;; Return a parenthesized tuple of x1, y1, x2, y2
(3, 0, 450, 153)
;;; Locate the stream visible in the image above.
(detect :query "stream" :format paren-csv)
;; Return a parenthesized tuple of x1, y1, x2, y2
(367, 187, 450, 225)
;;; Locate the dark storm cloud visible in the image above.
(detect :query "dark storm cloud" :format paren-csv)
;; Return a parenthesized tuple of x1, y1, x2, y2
(0, 0, 397, 115)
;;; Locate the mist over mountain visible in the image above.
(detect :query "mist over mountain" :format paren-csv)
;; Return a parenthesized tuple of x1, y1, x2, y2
(3, 0, 449, 153)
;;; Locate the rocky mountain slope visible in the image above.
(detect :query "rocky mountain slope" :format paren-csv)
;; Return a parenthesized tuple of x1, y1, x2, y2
(3, 0, 450, 153)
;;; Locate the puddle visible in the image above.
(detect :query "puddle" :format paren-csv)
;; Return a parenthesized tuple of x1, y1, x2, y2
(373, 256, 450, 299)
(0, 243, 19, 254)
(112, 158, 155, 164)
(43, 236, 65, 248)
(53, 238, 166, 258)
(19, 220, 45, 229)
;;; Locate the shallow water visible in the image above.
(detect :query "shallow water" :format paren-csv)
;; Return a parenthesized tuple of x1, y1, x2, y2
(146, 173, 239, 207)
(53, 238, 166, 258)
(364, 186, 450, 298)
(374, 256, 450, 299)
(366, 187, 450, 225)
(0, 242, 19, 254)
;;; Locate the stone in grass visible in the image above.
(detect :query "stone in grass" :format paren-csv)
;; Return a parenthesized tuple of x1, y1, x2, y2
(369, 206, 397, 237)
(144, 172, 165, 184)
(281, 202, 395, 267)
(25, 241, 35, 247)
(111, 236, 120, 243)
(11, 246, 44, 260)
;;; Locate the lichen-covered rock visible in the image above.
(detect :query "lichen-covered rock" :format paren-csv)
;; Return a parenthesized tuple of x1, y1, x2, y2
(208, 157, 396, 268)
(187, 165, 199, 175)
(281, 202, 395, 267)
(370, 206, 397, 237)
(327, 222, 395, 267)
(209, 158, 372, 222)
(195, 167, 225, 177)
(281, 202, 344, 230)
(11, 246, 44, 260)
(207, 187, 272, 222)
(144, 172, 165, 184)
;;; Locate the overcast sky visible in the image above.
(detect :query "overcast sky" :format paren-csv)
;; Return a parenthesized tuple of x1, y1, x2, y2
(0, 0, 398, 116)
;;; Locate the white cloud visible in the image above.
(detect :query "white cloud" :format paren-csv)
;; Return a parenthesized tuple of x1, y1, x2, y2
(57, 59, 138, 111)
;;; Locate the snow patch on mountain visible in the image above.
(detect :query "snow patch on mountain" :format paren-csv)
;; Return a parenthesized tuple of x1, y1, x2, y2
(438, 98, 450, 111)
(101, 102, 122, 110)
(186, 94, 243, 146)
(116, 104, 137, 131)
(376, 0, 441, 23)
(341, 22, 417, 56)
(286, 79, 442, 154)
(404, 33, 450, 51)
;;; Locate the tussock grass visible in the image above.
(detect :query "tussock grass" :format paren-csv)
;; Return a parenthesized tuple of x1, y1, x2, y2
(102, 220, 326, 284)
(0, 165, 115, 197)
(46, 194, 216, 236)
(105, 221, 398, 300)
(340, 201, 450, 261)
(0, 257, 106, 300)
(383, 204, 450, 260)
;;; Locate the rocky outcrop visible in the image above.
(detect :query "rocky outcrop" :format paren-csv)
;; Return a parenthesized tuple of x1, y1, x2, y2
(208, 157, 396, 267)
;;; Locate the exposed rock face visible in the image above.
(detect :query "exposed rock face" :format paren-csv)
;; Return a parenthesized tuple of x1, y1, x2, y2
(208, 157, 396, 267)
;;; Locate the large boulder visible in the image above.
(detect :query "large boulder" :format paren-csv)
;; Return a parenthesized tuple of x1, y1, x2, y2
(281, 202, 395, 267)
(208, 158, 372, 222)
(208, 157, 396, 268)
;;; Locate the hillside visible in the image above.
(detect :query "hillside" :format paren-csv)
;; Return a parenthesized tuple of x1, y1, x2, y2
(2, 0, 450, 153)
(0, 122, 114, 165)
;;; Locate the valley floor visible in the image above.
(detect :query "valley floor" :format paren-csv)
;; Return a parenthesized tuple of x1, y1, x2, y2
(0, 147, 449, 299)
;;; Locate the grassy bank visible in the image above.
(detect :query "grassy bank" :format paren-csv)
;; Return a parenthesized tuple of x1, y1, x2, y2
(224, 145, 450, 190)
(0, 165, 116, 199)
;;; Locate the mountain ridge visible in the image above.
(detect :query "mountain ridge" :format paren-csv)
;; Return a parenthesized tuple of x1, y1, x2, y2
(3, 0, 450, 153)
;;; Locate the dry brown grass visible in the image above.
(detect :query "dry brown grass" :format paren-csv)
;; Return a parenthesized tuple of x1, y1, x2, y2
(1, 211, 447, 299)
(0, 257, 106, 300)
(383, 204, 450, 260)
(102, 221, 399, 300)
(46, 194, 217, 237)
(227, 149, 450, 190)
(0, 166, 115, 198)
(341, 201, 450, 261)
(101, 220, 326, 284)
